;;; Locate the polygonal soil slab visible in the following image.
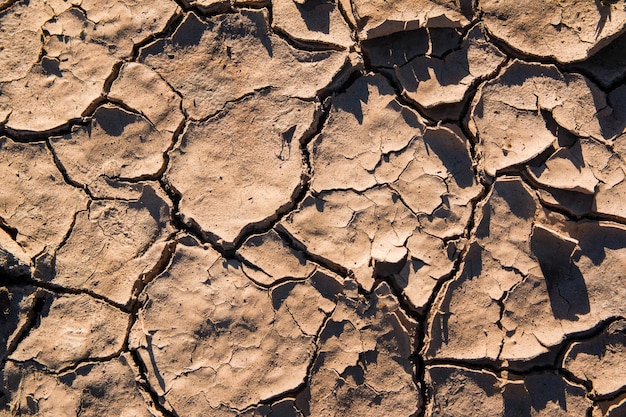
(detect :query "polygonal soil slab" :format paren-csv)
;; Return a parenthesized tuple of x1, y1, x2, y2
(10, 292, 128, 372)
(0, 137, 87, 259)
(0, 0, 179, 133)
(139, 10, 349, 119)
(51, 185, 174, 307)
(481, 0, 626, 63)
(425, 177, 626, 368)
(130, 235, 342, 414)
(2, 354, 155, 416)
(165, 91, 320, 248)
(425, 365, 591, 416)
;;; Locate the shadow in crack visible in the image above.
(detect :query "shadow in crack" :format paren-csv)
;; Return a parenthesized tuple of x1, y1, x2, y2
(530, 225, 590, 321)
(295, 0, 333, 34)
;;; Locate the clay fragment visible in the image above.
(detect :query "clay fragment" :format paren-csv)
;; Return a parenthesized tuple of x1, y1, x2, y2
(239, 229, 316, 286)
(0, 1, 179, 133)
(139, 11, 349, 119)
(10, 292, 128, 372)
(470, 61, 604, 176)
(272, 0, 353, 48)
(481, 0, 626, 63)
(352, 0, 471, 40)
(0, 137, 87, 259)
(52, 185, 174, 307)
(130, 235, 341, 414)
(426, 177, 626, 367)
(395, 24, 505, 109)
(426, 366, 591, 417)
(165, 91, 320, 247)
(564, 319, 626, 398)
(300, 282, 420, 416)
(50, 105, 175, 198)
(2, 354, 155, 416)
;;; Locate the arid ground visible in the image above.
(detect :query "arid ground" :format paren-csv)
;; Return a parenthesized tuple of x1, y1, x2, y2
(1, 0, 626, 416)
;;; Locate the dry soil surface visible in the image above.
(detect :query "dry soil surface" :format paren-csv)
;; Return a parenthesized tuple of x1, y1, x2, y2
(1, 0, 626, 416)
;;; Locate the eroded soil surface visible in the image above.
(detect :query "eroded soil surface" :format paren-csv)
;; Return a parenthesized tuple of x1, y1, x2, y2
(2, 0, 626, 416)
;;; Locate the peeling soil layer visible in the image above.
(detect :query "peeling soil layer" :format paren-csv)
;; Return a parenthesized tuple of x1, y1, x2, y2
(1, 1, 626, 416)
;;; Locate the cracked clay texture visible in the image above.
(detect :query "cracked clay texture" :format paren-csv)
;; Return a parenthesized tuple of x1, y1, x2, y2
(2, 0, 626, 416)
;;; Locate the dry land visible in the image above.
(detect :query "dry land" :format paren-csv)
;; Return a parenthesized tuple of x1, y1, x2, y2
(2, 0, 626, 416)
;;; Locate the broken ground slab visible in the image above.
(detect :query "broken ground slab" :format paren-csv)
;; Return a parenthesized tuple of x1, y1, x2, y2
(394, 24, 505, 114)
(130, 234, 342, 414)
(50, 105, 175, 198)
(139, 10, 350, 120)
(295, 73, 480, 299)
(10, 291, 128, 373)
(272, 0, 354, 49)
(50, 62, 185, 198)
(0, 137, 88, 260)
(481, 0, 626, 64)
(469, 60, 609, 177)
(564, 319, 626, 399)
(1, 354, 157, 416)
(279, 186, 419, 291)
(352, 0, 471, 40)
(51, 185, 174, 307)
(165, 91, 320, 248)
(0, 0, 179, 134)
(297, 282, 420, 416)
(425, 365, 591, 416)
(530, 137, 626, 221)
(238, 229, 317, 287)
(425, 177, 626, 368)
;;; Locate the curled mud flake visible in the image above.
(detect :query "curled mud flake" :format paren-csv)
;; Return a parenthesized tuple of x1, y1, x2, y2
(108, 62, 185, 138)
(280, 186, 418, 291)
(1, 354, 155, 416)
(395, 24, 506, 110)
(239, 229, 316, 287)
(130, 235, 337, 414)
(139, 10, 349, 120)
(0, 137, 88, 259)
(50, 105, 174, 197)
(272, 0, 354, 49)
(165, 92, 320, 248)
(180, 0, 230, 13)
(481, 0, 626, 63)
(564, 319, 626, 398)
(10, 292, 128, 372)
(0, 1, 178, 133)
(301, 282, 420, 417)
(52, 185, 174, 307)
(352, 0, 471, 40)
(470, 61, 604, 177)
(309, 73, 427, 193)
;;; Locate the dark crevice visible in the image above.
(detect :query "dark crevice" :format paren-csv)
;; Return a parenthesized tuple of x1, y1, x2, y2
(272, 24, 348, 52)
(129, 350, 180, 417)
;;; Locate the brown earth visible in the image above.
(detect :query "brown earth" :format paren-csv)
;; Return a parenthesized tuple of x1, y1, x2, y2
(1, 0, 626, 416)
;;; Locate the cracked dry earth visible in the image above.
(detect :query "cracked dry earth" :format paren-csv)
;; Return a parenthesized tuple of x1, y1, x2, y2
(3, 1, 626, 417)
